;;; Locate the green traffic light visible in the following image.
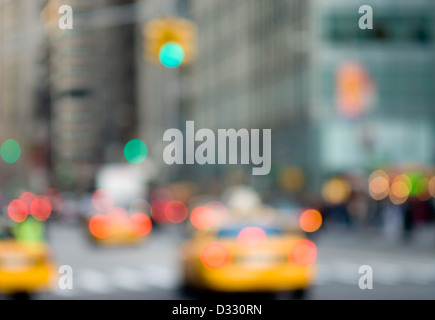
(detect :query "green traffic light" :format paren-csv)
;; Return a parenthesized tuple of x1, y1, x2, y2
(124, 139, 148, 164)
(159, 42, 185, 68)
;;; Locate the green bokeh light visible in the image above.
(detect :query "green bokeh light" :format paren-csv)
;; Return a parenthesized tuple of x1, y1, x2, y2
(124, 139, 148, 164)
(159, 42, 185, 68)
(13, 217, 46, 243)
(408, 172, 427, 196)
(1, 139, 21, 164)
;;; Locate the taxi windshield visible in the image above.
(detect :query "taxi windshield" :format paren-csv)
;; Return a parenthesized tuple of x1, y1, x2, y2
(217, 226, 283, 238)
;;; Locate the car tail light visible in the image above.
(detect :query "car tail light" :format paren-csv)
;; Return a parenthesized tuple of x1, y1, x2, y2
(89, 215, 111, 239)
(190, 206, 216, 230)
(129, 213, 152, 237)
(164, 201, 188, 224)
(30, 196, 52, 221)
(200, 243, 230, 269)
(289, 239, 317, 266)
(8, 199, 28, 223)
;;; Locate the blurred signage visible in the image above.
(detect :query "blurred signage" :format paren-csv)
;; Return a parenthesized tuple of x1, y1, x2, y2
(336, 61, 375, 120)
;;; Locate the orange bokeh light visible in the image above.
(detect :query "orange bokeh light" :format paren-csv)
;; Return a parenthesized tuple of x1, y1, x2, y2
(130, 213, 152, 237)
(200, 243, 230, 269)
(89, 214, 111, 239)
(428, 176, 435, 198)
(190, 206, 216, 230)
(299, 209, 322, 233)
(369, 170, 390, 200)
(389, 174, 411, 205)
(322, 178, 351, 205)
(336, 61, 374, 119)
(290, 239, 317, 265)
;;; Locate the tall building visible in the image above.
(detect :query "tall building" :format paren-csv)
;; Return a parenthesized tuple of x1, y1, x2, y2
(311, 0, 435, 177)
(190, 0, 435, 193)
(44, 0, 137, 189)
(0, 0, 49, 195)
(191, 0, 311, 189)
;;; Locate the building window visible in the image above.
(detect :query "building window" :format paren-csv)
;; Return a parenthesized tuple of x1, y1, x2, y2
(325, 12, 433, 45)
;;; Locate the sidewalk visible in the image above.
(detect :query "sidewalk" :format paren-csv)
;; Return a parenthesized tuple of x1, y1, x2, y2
(315, 223, 435, 259)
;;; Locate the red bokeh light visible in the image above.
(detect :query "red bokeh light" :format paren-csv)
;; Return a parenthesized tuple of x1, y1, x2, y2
(130, 213, 152, 237)
(165, 201, 188, 224)
(8, 199, 28, 223)
(190, 206, 216, 230)
(30, 196, 52, 221)
(89, 214, 111, 239)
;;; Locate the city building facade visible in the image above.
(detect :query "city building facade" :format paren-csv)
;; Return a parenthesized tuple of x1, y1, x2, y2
(0, 0, 49, 195)
(44, 0, 137, 189)
(190, 0, 435, 194)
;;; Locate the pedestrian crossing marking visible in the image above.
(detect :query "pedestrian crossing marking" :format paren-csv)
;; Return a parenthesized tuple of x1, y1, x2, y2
(50, 259, 435, 297)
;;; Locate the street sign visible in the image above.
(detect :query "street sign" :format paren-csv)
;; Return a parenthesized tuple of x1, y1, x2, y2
(336, 61, 375, 119)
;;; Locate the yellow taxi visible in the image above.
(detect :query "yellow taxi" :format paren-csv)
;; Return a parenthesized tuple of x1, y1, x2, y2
(88, 208, 152, 246)
(0, 219, 57, 298)
(180, 221, 317, 299)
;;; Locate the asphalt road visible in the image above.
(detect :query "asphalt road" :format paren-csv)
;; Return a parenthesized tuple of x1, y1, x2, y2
(5, 221, 435, 300)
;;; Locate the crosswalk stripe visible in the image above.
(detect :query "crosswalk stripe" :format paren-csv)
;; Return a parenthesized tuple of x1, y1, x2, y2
(332, 261, 360, 285)
(314, 260, 435, 286)
(141, 264, 179, 289)
(51, 259, 435, 297)
(52, 265, 180, 296)
(110, 267, 151, 292)
(75, 269, 115, 294)
(372, 262, 404, 285)
(400, 262, 435, 285)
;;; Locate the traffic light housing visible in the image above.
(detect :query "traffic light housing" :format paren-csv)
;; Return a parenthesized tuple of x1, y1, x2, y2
(143, 17, 197, 67)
